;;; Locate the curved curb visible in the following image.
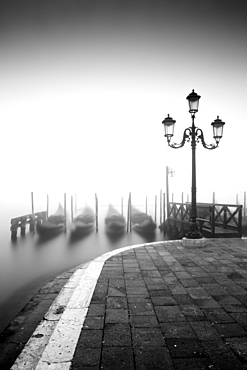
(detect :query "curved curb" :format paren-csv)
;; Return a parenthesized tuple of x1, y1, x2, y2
(11, 240, 181, 369)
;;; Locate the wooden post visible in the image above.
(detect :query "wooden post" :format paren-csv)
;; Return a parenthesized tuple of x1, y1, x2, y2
(71, 196, 74, 222)
(182, 192, 184, 204)
(166, 166, 169, 225)
(160, 189, 162, 226)
(30, 214, 35, 232)
(64, 193, 67, 233)
(145, 196, 147, 214)
(187, 194, 189, 202)
(20, 216, 26, 236)
(211, 205, 215, 237)
(154, 195, 157, 223)
(127, 194, 130, 232)
(163, 192, 166, 226)
(47, 194, 49, 218)
(236, 194, 238, 205)
(11, 221, 18, 240)
(239, 205, 243, 237)
(212, 192, 215, 204)
(121, 197, 123, 216)
(95, 193, 98, 232)
(31, 192, 34, 214)
(244, 191, 246, 221)
(129, 192, 132, 232)
(172, 193, 174, 202)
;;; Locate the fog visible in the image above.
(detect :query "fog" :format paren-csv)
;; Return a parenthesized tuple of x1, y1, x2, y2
(0, 0, 246, 216)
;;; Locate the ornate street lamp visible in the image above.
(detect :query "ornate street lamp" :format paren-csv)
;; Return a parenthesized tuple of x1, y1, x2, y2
(162, 89, 225, 239)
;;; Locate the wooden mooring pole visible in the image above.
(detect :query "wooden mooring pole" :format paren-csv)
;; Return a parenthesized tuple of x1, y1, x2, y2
(160, 189, 162, 226)
(244, 191, 246, 220)
(47, 194, 49, 218)
(30, 192, 35, 232)
(95, 193, 98, 232)
(64, 193, 67, 233)
(154, 195, 157, 223)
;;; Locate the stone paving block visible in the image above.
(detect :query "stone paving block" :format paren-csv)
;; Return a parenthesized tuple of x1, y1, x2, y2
(201, 339, 245, 370)
(169, 284, 187, 295)
(127, 295, 151, 303)
(193, 298, 221, 309)
(172, 358, 217, 370)
(130, 315, 159, 328)
(128, 301, 155, 316)
(216, 295, 243, 306)
(132, 327, 166, 347)
(134, 346, 174, 370)
(154, 306, 186, 323)
(148, 289, 170, 297)
(214, 323, 247, 338)
(230, 312, 247, 329)
(108, 286, 126, 297)
(173, 294, 195, 306)
(150, 296, 177, 306)
(223, 304, 247, 313)
(126, 287, 149, 295)
(203, 308, 236, 324)
(226, 337, 247, 363)
(108, 278, 125, 286)
(83, 316, 104, 330)
(124, 272, 143, 279)
(105, 308, 129, 324)
(160, 322, 196, 338)
(190, 321, 221, 341)
(194, 276, 216, 284)
(166, 338, 208, 359)
(103, 324, 131, 347)
(202, 284, 229, 296)
(72, 347, 101, 368)
(106, 296, 127, 309)
(179, 279, 200, 288)
(101, 347, 135, 370)
(187, 287, 212, 300)
(180, 305, 206, 321)
(87, 304, 105, 317)
(77, 329, 103, 348)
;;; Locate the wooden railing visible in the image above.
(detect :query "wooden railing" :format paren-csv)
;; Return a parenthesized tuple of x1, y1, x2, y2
(10, 211, 47, 240)
(167, 202, 242, 238)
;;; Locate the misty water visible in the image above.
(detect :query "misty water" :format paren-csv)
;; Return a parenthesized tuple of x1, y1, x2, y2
(0, 193, 170, 334)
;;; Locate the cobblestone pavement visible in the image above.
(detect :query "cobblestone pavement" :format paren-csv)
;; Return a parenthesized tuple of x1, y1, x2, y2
(2, 238, 247, 369)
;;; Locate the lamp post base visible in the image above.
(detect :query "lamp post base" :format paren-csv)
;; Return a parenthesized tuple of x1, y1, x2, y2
(182, 237, 207, 248)
(185, 221, 202, 239)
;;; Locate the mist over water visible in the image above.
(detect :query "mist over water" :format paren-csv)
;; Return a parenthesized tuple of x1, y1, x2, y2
(0, 191, 168, 334)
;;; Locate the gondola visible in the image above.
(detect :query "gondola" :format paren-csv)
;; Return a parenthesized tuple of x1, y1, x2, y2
(70, 206, 95, 239)
(36, 203, 65, 238)
(105, 204, 126, 235)
(131, 206, 156, 235)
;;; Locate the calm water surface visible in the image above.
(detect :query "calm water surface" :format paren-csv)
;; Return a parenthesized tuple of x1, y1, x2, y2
(0, 194, 170, 334)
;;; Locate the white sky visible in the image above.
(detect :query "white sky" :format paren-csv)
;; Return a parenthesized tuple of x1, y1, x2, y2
(0, 0, 246, 207)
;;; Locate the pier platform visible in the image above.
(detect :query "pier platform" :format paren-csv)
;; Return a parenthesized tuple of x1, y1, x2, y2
(1, 238, 247, 369)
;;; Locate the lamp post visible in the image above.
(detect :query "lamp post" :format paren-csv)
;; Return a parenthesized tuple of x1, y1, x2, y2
(162, 90, 225, 240)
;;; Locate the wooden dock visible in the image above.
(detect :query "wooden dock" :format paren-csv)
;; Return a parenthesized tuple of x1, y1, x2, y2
(10, 211, 47, 240)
